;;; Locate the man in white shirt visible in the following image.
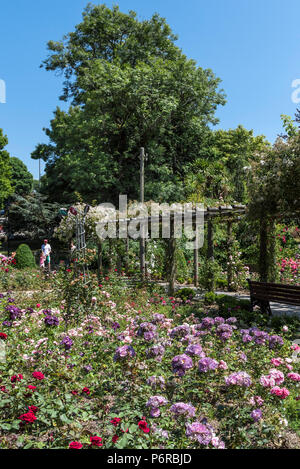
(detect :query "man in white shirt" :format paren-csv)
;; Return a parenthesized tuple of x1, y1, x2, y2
(41, 239, 51, 269)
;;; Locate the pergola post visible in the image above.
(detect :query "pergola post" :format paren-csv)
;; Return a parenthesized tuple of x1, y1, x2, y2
(193, 229, 199, 287)
(207, 219, 214, 260)
(139, 221, 146, 280)
(227, 220, 234, 291)
(167, 218, 177, 296)
(97, 240, 103, 281)
(207, 219, 215, 292)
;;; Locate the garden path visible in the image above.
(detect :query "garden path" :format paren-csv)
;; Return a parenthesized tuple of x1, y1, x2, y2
(157, 283, 300, 319)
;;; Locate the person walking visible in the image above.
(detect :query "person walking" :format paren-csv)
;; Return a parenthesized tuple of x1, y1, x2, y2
(41, 239, 51, 271)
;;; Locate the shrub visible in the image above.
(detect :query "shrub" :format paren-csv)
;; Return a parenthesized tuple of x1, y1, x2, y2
(176, 288, 196, 301)
(14, 244, 36, 269)
(204, 292, 216, 304)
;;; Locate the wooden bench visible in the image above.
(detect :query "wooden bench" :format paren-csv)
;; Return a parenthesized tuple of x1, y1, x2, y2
(247, 279, 300, 315)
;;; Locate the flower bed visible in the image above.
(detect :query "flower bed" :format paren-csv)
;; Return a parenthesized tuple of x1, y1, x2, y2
(0, 274, 299, 449)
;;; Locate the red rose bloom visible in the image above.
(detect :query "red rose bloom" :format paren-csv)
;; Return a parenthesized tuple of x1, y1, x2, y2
(90, 436, 103, 447)
(112, 435, 119, 443)
(110, 417, 121, 427)
(138, 420, 150, 433)
(28, 406, 39, 414)
(0, 386, 6, 392)
(82, 387, 90, 395)
(0, 332, 7, 340)
(18, 411, 36, 424)
(32, 371, 45, 380)
(11, 374, 23, 383)
(69, 441, 83, 449)
(71, 390, 78, 395)
(27, 385, 37, 391)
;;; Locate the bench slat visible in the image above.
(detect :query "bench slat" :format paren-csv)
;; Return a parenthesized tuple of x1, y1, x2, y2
(248, 279, 300, 311)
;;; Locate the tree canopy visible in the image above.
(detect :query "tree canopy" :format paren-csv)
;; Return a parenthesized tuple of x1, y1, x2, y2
(10, 157, 33, 196)
(248, 116, 300, 222)
(0, 128, 12, 207)
(33, 4, 226, 205)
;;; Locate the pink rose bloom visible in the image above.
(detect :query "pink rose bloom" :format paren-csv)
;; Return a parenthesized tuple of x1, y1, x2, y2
(260, 375, 275, 387)
(270, 386, 290, 399)
(218, 360, 228, 370)
(271, 358, 284, 367)
(287, 372, 300, 382)
(269, 369, 285, 385)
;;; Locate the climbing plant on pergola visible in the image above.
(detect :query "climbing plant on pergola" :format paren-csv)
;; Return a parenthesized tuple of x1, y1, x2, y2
(248, 133, 300, 283)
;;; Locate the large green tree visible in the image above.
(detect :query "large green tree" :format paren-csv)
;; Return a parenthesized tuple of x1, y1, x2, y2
(0, 128, 12, 207)
(33, 4, 226, 204)
(7, 192, 61, 239)
(184, 125, 269, 203)
(10, 157, 33, 195)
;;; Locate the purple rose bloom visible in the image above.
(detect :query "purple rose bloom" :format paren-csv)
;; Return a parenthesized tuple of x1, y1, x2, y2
(147, 375, 166, 389)
(172, 354, 193, 376)
(146, 395, 168, 417)
(242, 333, 253, 343)
(251, 409, 262, 422)
(170, 324, 190, 339)
(144, 331, 156, 342)
(185, 344, 205, 358)
(225, 371, 252, 387)
(6, 305, 22, 320)
(216, 323, 233, 341)
(137, 322, 157, 341)
(214, 317, 225, 325)
(268, 335, 284, 349)
(151, 313, 166, 324)
(146, 345, 165, 361)
(113, 345, 136, 362)
(199, 317, 215, 330)
(186, 422, 212, 445)
(226, 317, 237, 324)
(198, 357, 218, 373)
(60, 336, 73, 350)
(44, 314, 59, 326)
(2, 320, 12, 327)
(112, 322, 120, 331)
(170, 402, 196, 418)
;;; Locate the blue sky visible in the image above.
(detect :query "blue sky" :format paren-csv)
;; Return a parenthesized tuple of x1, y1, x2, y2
(1, 0, 300, 178)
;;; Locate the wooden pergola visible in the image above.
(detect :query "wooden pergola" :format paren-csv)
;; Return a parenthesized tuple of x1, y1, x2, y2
(109, 204, 247, 294)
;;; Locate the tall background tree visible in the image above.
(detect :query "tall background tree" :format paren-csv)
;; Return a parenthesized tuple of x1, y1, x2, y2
(0, 128, 12, 207)
(9, 157, 33, 196)
(32, 3, 226, 205)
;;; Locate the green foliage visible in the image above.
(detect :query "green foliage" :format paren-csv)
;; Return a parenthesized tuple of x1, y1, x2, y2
(248, 125, 300, 221)
(199, 259, 221, 292)
(176, 288, 196, 301)
(185, 125, 269, 204)
(14, 244, 36, 269)
(203, 291, 216, 304)
(0, 128, 12, 207)
(8, 192, 61, 239)
(9, 157, 33, 195)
